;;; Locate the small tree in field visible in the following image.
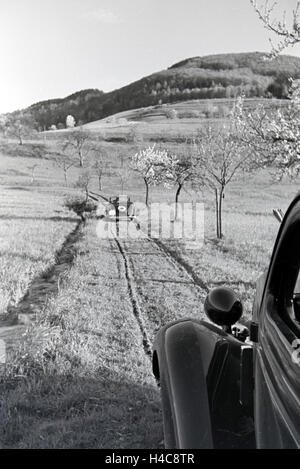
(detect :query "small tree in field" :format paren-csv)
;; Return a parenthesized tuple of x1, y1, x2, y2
(63, 128, 92, 167)
(91, 145, 108, 191)
(93, 158, 105, 190)
(6, 115, 36, 145)
(117, 154, 130, 194)
(164, 144, 204, 219)
(131, 145, 174, 206)
(194, 118, 255, 239)
(75, 170, 93, 201)
(10, 120, 26, 145)
(53, 152, 75, 186)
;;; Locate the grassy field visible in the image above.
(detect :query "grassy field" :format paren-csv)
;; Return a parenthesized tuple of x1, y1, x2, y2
(0, 155, 80, 318)
(0, 115, 299, 448)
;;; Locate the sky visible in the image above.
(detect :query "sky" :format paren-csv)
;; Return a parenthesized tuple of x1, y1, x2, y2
(0, 0, 300, 113)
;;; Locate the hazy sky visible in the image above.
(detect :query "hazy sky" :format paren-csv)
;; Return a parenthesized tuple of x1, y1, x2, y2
(1, 0, 300, 113)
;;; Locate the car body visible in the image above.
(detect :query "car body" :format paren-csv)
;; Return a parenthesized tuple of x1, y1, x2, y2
(88, 192, 140, 230)
(103, 195, 136, 222)
(152, 192, 300, 449)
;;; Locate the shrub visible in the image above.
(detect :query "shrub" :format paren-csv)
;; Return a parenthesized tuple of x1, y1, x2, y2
(165, 108, 178, 119)
(64, 196, 97, 222)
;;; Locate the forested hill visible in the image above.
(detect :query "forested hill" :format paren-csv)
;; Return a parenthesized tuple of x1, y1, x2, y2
(6, 52, 300, 131)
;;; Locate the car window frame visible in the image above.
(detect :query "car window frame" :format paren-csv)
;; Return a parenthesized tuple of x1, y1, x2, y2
(261, 193, 300, 340)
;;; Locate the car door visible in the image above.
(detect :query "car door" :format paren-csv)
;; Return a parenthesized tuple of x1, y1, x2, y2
(254, 193, 300, 448)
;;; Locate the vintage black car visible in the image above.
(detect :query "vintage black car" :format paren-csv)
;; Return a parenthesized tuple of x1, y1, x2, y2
(88, 192, 140, 230)
(103, 195, 134, 221)
(152, 192, 300, 449)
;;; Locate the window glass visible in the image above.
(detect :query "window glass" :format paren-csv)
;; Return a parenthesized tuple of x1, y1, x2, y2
(293, 270, 300, 325)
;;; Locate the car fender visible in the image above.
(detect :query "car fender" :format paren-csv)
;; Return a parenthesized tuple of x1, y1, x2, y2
(153, 319, 255, 448)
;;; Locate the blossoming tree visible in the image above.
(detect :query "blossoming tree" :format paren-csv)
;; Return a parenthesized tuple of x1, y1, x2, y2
(194, 115, 256, 239)
(131, 145, 177, 206)
(234, 80, 300, 180)
(250, 0, 300, 57)
(245, 1, 300, 178)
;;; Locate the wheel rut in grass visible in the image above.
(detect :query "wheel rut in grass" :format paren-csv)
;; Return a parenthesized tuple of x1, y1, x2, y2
(135, 226, 209, 293)
(149, 237, 209, 294)
(112, 237, 152, 358)
(0, 220, 83, 352)
(116, 235, 208, 345)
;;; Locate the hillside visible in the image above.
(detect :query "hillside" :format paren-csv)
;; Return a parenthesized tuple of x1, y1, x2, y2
(5, 52, 300, 131)
(77, 97, 287, 143)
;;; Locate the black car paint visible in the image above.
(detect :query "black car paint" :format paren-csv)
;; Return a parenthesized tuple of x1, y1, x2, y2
(153, 319, 255, 449)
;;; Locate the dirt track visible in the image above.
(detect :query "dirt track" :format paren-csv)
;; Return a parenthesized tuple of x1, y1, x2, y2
(0, 219, 209, 448)
(112, 235, 208, 349)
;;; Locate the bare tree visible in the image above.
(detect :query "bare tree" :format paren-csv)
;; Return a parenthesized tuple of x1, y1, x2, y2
(165, 143, 204, 219)
(116, 154, 131, 194)
(13, 121, 25, 145)
(250, 0, 300, 56)
(53, 153, 75, 186)
(93, 158, 105, 190)
(63, 128, 92, 167)
(194, 123, 254, 239)
(91, 145, 108, 191)
(6, 115, 36, 145)
(75, 170, 93, 201)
